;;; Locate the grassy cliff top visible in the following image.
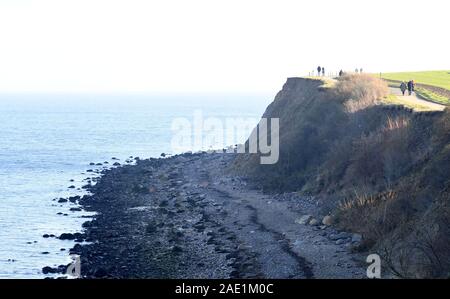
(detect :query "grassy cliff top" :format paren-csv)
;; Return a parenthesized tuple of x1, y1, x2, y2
(301, 76, 337, 88)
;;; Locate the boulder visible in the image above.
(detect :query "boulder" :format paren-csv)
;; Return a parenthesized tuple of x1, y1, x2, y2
(351, 233, 362, 243)
(42, 266, 57, 274)
(146, 223, 157, 234)
(172, 245, 183, 253)
(181, 183, 192, 189)
(335, 239, 349, 245)
(329, 232, 350, 241)
(68, 196, 80, 203)
(70, 243, 83, 254)
(322, 215, 333, 226)
(59, 233, 75, 240)
(295, 215, 313, 225)
(308, 218, 320, 226)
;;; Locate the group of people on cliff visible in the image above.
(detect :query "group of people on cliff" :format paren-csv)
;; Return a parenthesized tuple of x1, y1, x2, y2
(400, 80, 415, 96)
(338, 68, 363, 77)
(315, 66, 364, 77)
(317, 66, 326, 76)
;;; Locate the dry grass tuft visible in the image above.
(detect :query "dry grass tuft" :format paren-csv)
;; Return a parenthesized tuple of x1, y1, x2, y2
(338, 190, 397, 211)
(384, 116, 409, 132)
(334, 74, 389, 112)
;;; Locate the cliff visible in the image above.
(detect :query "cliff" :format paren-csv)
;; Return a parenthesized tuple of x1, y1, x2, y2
(233, 74, 450, 278)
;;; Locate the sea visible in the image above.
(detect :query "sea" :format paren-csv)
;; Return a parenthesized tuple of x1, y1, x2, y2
(0, 93, 272, 278)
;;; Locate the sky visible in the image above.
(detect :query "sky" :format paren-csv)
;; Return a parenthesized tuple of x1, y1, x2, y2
(0, 0, 449, 94)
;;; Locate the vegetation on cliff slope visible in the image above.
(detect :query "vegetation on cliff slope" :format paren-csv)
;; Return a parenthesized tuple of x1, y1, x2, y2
(233, 74, 450, 278)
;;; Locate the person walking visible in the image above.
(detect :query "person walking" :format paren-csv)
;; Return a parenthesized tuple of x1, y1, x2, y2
(400, 81, 407, 96)
(317, 66, 322, 76)
(322, 67, 325, 77)
(411, 80, 416, 94)
(407, 80, 413, 96)
(360, 68, 363, 73)
(339, 69, 344, 77)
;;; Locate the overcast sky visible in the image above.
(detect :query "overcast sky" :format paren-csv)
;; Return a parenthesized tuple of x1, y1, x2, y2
(0, 0, 449, 94)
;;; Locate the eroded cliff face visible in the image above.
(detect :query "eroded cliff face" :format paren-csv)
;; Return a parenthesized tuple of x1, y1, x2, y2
(232, 75, 450, 278)
(262, 77, 327, 117)
(234, 75, 389, 191)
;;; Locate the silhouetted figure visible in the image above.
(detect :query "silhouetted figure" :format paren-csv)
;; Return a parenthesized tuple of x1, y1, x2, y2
(360, 68, 363, 73)
(400, 82, 407, 96)
(407, 80, 413, 96)
(322, 67, 325, 76)
(355, 68, 359, 73)
(317, 66, 322, 76)
(339, 70, 344, 77)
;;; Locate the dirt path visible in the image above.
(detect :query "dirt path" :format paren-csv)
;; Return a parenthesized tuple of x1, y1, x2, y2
(389, 87, 445, 111)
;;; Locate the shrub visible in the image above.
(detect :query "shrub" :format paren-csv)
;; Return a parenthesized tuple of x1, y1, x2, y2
(334, 74, 389, 113)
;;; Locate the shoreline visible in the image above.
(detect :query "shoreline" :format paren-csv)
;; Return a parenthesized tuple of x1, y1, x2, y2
(46, 152, 367, 278)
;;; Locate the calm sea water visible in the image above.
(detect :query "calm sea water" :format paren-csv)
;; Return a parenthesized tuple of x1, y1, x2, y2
(0, 93, 271, 278)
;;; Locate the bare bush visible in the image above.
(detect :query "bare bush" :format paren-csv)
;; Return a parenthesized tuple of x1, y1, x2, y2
(338, 189, 397, 211)
(380, 208, 450, 278)
(384, 116, 409, 132)
(342, 114, 412, 187)
(381, 116, 411, 186)
(334, 74, 389, 113)
(336, 189, 400, 242)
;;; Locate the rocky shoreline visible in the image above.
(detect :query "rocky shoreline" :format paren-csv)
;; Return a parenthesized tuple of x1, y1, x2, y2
(44, 152, 367, 278)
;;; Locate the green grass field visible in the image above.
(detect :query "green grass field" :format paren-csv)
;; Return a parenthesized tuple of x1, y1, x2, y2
(379, 70, 450, 90)
(377, 71, 450, 105)
(414, 87, 449, 105)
